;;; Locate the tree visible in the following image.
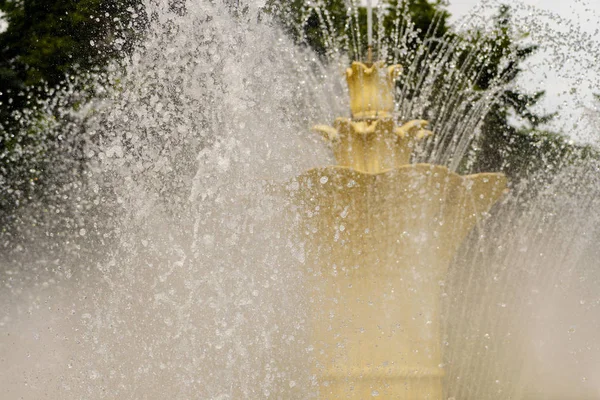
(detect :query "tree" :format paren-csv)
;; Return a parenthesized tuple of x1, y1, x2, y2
(467, 6, 556, 179)
(264, 0, 449, 61)
(0, 0, 145, 224)
(0, 0, 145, 119)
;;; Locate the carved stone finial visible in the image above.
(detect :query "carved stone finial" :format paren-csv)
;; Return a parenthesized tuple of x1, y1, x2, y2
(345, 61, 401, 119)
(311, 61, 435, 173)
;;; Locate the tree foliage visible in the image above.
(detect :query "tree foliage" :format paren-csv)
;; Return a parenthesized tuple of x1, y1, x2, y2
(265, 0, 449, 61)
(0, 0, 145, 222)
(0, 0, 144, 118)
(468, 6, 556, 179)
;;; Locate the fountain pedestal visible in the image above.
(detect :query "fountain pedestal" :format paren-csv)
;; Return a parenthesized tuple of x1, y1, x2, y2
(292, 62, 507, 398)
(294, 165, 505, 398)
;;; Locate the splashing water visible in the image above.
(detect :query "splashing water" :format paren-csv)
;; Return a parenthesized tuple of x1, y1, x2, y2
(1, 1, 600, 399)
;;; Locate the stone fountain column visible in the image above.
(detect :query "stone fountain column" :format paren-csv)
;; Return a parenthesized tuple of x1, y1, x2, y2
(291, 61, 507, 399)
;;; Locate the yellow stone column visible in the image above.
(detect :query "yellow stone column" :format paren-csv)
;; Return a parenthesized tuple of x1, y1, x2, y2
(291, 62, 507, 399)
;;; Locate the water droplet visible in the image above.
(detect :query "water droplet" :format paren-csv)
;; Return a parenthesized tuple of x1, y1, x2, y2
(340, 206, 349, 218)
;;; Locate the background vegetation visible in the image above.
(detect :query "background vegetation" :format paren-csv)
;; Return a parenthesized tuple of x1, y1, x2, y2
(0, 0, 144, 226)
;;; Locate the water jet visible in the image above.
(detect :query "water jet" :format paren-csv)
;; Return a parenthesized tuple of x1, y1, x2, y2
(0, 1, 599, 399)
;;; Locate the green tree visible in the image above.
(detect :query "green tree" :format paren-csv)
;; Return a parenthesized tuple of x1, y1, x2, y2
(0, 0, 144, 120)
(468, 6, 555, 179)
(265, 0, 448, 61)
(0, 0, 145, 223)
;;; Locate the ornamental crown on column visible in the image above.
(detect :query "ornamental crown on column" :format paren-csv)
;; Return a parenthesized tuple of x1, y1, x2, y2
(312, 61, 432, 173)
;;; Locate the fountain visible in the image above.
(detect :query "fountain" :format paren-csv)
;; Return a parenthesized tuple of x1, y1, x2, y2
(1, 1, 599, 399)
(292, 59, 506, 398)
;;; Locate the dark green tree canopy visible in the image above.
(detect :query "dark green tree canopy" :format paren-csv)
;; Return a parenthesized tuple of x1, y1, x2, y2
(265, 0, 449, 61)
(0, 0, 144, 225)
(0, 0, 145, 120)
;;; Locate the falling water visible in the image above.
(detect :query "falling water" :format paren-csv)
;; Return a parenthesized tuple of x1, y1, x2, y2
(1, 0, 599, 399)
